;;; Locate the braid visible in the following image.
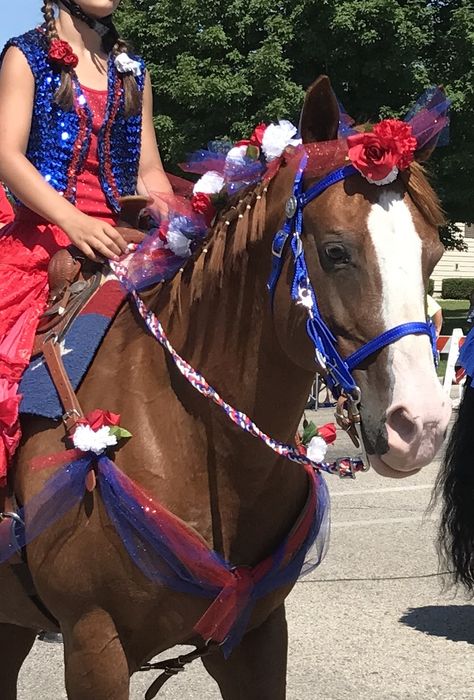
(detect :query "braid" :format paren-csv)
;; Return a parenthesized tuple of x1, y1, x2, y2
(41, 1, 141, 116)
(110, 34, 141, 117)
(41, 0, 74, 110)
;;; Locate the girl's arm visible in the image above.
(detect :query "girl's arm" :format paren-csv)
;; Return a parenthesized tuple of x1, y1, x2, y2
(0, 47, 127, 261)
(136, 72, 173, 204)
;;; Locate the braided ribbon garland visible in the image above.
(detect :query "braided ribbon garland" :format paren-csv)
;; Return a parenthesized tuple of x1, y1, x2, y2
(112, 262, 365, 478)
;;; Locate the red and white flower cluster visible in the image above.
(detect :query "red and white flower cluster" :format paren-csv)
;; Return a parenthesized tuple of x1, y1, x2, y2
(298, 421, 337, 464)
(190, 120, 302, 223)
(347, 119, 417, 186)
(72, 410, 131, 455)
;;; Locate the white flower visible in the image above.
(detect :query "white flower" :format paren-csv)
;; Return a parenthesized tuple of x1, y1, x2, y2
(225, 145, 248, 167)
(166, 226, 192, 257)
(193, 171, 225, 195)
(73, 425, 118, 455)
(261, 120, 302, 161)
(114, 52, 142, 77)
(365, 166, 399, 186)
(307, 435, 328, 464)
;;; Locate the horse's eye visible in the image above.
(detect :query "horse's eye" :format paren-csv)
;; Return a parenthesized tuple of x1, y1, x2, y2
(325, 243, 349, 262)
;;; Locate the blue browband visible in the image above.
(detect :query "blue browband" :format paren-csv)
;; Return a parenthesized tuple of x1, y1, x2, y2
(268, 153, 437, 398)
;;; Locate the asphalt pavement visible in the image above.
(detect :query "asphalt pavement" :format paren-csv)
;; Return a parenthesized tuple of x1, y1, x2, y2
(17, 401, 474, 699)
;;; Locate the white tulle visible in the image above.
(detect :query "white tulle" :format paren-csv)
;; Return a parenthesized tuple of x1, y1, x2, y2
(225, 145, 248, 167)
(193, 171, 225, 195)
(365, 166, 399, 186)
(166, 226, 192, 257)
(306, 436, 328, 463)
(261, 120, 302, 161)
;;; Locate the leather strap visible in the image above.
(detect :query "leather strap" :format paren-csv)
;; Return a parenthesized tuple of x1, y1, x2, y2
(42, 340, 84, 432)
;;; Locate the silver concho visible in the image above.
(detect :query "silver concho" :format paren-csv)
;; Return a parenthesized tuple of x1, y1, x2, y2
(285, 195, 298, 218)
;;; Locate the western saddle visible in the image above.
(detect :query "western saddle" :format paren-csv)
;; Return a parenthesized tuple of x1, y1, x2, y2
(33, 195, 151, 433)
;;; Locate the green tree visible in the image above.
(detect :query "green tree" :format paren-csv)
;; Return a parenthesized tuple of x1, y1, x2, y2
(429, 0, 473, 226)
(116, 0, 472, 243)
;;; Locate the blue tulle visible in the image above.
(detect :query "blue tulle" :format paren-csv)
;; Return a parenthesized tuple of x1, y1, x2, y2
(0, 454, 329, 655)
(0, 455, 92, 564)
(405, 86, 450, 148)
(97, 456, 227, 598)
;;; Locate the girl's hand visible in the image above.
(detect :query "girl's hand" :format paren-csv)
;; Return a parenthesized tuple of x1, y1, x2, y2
(62, 213, 129, 261)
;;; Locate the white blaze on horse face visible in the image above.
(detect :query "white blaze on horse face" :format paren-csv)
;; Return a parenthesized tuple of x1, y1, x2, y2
(366, 190, 451, 471)
(368, 190, 425, 328)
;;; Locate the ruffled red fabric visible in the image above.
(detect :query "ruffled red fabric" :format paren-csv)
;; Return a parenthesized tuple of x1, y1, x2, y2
(0, 217, 69, 483)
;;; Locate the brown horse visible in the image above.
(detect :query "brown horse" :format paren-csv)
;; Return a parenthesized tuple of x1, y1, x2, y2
(0, 76, 450, 699)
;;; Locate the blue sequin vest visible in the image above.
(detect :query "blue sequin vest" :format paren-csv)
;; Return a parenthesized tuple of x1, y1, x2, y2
(1, 29, 145, 213)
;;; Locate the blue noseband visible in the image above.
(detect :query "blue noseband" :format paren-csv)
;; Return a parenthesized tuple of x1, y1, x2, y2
(267, 153, 437, 399)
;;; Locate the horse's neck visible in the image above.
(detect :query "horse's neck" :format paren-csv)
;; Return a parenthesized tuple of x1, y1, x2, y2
(106, 181, 313, 561)
(135, 205, 314, 560)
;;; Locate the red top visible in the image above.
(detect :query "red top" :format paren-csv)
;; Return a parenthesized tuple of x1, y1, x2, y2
(75, 85, 116, 224)
(0, 184, 14, 225)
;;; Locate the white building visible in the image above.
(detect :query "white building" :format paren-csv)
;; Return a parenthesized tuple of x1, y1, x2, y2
(431, 223, 474, 295)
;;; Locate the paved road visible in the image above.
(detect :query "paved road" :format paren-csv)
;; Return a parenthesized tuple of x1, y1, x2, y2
(17, 406, 474, 699)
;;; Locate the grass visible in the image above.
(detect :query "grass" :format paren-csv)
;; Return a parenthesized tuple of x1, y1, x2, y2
(439, 298, 469, 336)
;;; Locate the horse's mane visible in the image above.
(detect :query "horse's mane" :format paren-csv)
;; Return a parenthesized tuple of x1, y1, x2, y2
(402, 161, 446, 228)
(170, 179, 269, 310)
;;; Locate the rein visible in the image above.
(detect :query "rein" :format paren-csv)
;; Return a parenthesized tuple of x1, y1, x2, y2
(267, 154, 438, 436)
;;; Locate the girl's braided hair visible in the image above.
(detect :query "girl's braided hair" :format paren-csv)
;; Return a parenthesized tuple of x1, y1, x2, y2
(41, 0, 141, 115)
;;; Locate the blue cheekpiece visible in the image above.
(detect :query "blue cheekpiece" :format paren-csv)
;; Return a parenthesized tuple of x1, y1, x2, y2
(0, 29, 145, 212)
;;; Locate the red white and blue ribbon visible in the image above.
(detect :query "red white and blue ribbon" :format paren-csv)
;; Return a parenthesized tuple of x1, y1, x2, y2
(111, 262, 365, 478)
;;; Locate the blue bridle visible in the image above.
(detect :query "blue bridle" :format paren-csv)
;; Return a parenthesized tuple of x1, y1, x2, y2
(267, 153, 438, 399)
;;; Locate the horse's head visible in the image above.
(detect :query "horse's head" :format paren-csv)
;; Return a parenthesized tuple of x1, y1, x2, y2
(270, 76, 451, 477)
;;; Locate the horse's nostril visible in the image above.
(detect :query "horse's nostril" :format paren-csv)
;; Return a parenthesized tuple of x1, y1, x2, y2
(387, 407, 418, 444)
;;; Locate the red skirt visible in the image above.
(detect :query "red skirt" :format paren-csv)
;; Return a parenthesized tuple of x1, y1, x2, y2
(0, 210, 70, 485)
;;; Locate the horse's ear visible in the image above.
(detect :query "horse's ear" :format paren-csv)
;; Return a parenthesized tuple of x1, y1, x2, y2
(299, 75, 340, 144)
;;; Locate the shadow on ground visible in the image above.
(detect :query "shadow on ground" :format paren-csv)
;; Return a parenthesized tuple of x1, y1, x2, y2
(400, 605, 474, 644)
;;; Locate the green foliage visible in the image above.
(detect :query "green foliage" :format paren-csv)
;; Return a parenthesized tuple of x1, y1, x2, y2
(441, 278, 474, 300)
(301, 419, 318, 446)
(116, 0, 473, 223)
(439, 221, 467, 251)
(428, 278, 435, 295)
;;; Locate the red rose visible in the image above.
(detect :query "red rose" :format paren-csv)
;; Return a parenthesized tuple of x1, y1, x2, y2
(318, 423, 337, 445)
(78, 409, 121, 431)
(48, 39, 79, 69)
(191, 192, 216, 226)
(347, 119, 417, 183)
(373, 119, 417, 170)
(236, 122, 268, 150)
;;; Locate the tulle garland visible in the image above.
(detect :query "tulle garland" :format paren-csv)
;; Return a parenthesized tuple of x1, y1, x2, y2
(181, 87, 450, 184)
(119, 193, 209, 291)
(117, 88, 450, 292)
(0, 454, 329, 655)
